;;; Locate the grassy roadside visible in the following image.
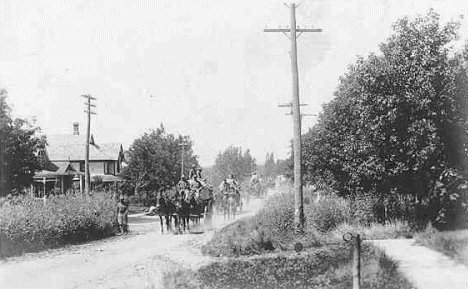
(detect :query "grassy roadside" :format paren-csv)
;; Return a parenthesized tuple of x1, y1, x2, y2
(165, 244, 412, 289)
(415, 225, 468, 266)
(0, 192, 118, 258)
(163, 188, 415, 288)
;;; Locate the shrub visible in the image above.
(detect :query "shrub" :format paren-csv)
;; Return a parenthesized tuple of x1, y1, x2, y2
(255, 190, 295, 241)
(416, 225, 468, 266)
(305, 193, 351, 233)
(0, 192, 118, 257)
(166, 243, 413, 289)
(201, 218, 272, 257)
(331, 221, 413, 241)
(199, 244, 351, 289)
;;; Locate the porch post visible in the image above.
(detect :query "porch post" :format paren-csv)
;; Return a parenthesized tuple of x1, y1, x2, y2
(43, 177, 46, 197)
(61, 176, 64, 194)
(43, 177, 46, 205)
(79, 175, 83, 194)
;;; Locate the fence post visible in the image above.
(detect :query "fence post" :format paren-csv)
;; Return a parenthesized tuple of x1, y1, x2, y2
(343, 232, 361, 289)
(353, 234, 361, 289)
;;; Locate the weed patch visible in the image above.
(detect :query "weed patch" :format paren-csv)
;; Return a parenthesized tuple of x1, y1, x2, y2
(416, 225, 468, 266)
(165, 243, 413, 289)
(0, 192, 118, 257)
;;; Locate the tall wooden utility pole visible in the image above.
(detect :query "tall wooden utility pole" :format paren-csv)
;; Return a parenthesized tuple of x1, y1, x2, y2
(0, 91, 9, 197)
(179, 139, 189, 177)
(82, 94, 96, 194)
(265, 3, 322, 232)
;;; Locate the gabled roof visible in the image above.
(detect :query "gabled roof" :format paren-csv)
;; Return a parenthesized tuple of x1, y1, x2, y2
(34, 161, 83, 178)
(46, 134, 123, 161)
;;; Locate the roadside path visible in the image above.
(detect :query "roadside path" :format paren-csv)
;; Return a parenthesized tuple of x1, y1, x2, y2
(0, 198, 264, 289)
(369, 239, 468, 289)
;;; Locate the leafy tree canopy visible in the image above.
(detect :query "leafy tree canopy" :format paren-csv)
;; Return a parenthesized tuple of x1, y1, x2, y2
(263, 152, 276, 178)
(300, 10, 468, 228)
(211, 145, 255, 188)
(1, 91, 45, 196)
(122, 124, 199, 194)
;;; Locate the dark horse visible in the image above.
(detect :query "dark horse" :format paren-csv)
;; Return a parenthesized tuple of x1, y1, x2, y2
(155, 190, 176, 234)
(186, 186, 214, 227)
(174, 189, 191, 233)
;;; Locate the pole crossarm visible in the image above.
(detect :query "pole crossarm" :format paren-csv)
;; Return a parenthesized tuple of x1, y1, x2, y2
(285, 113, 317, 116)
(81, 94, 96, 100)
(264, 28, 322, 33)
(278, 103, 308, 107)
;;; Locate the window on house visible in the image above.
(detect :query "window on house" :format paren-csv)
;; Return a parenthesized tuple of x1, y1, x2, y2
(80, 161, 85, 172)
(104, 161, 115, 175)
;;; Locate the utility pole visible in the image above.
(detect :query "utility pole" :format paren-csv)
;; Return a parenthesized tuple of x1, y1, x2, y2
(265, 3, 322, 232)
(179, 139, 189, 177)
(82, 94, 96, 194)
(0, 91, 8, 197)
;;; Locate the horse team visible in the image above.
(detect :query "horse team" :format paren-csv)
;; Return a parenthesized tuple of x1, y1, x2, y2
(152, 180, 243, 234)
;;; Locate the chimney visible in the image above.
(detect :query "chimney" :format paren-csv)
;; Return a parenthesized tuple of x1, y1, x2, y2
(73, 122, 79, 135)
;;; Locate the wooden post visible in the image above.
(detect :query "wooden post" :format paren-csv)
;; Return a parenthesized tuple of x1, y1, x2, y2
(42, 177, 46, 198)
(353, 234, 361, 289)
(79, 174, 83, 195)
(264, 3, 322, 232)
(82, 94, 96, 194)
(289, 4, 304, 232)
(179, 140, 188, 178)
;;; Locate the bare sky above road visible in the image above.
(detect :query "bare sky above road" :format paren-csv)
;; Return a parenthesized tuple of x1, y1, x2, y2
(1, 0, 467, 166)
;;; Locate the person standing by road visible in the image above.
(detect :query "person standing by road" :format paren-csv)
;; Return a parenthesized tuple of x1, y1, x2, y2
(116, 195, 129, 235)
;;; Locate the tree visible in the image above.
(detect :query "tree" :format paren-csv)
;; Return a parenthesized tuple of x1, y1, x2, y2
(301, 10, 468, 228)
(275, 158, 290, 177)
(1, 91, 45, 196)
(263, 152, 276, 178)
(211, 146, 255, 188)
(123, 124, 199, 195)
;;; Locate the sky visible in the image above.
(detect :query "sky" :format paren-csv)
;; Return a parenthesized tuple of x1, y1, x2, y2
(1, 0, 468, 166)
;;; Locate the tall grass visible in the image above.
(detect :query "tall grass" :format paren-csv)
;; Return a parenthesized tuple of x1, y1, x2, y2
(174, 185, 415, 288)
(165, 244, 413, 289)
(416, 224, 468, 266)
(202, 187, 412, 257)
(0, 192, 118, 257)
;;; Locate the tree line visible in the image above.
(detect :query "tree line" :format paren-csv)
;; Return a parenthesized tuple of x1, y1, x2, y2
(297, 10, 468, 229)
(207, 147, 289, 188)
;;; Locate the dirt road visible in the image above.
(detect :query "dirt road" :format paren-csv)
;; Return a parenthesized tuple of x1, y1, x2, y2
(370, 239, 468, 289)
(0, 198, 264, 289)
